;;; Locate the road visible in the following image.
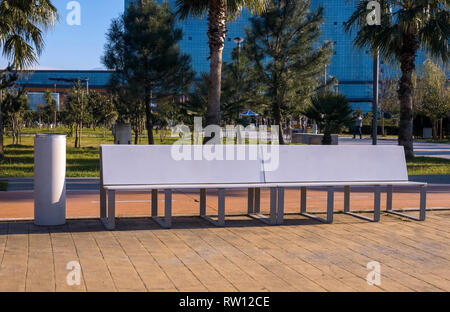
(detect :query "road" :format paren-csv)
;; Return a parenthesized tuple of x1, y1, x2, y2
(339, 137, 450, 160)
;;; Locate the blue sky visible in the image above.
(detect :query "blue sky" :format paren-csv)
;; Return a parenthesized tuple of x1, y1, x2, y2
(0, 0, 124, 70)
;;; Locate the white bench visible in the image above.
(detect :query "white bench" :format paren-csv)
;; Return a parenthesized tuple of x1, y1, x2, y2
(261, 145, 427, 224)
(99, 144, 427, 230)
(99, 145, 278, 229)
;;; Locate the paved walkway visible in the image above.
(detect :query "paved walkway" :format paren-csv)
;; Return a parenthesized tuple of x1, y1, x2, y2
(0, 211, 449, 292)
(339, 137, 450, 160)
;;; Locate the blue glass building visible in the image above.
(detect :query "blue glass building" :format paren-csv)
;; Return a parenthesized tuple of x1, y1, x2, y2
(16, 70, 113, 110)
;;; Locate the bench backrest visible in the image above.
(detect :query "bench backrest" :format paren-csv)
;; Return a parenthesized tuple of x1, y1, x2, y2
(262, 145, 409, 183)
(100, 145, 264, 186)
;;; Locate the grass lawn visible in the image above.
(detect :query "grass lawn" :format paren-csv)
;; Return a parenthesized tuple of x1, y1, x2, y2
(1, 132, 450, 178)
(406, 157, 450, 175)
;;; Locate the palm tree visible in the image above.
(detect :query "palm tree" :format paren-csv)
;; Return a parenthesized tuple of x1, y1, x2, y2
(0, 0, 58, 158)
(175, 0, 268, 135)
(303, 92, 355, 145)
(0, 0, 58, 68)
(345, 0, 449, 158)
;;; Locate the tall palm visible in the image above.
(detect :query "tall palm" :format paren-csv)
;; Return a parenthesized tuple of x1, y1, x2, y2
(345, 0, 449, 158)
(0, 0, 58, 158)
(176, 0, 268, 134)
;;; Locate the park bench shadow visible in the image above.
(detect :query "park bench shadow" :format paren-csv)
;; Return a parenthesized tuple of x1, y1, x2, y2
(0, 215, 345, 235)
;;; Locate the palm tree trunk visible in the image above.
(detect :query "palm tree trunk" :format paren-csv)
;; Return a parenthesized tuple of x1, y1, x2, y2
(397, 34, 418, 158)
(205, 0, 227, 143)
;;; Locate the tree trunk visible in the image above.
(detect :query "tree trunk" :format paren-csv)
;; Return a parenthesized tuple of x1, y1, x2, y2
(397, 33, 418, 158)
(145, 87, 154, 145)
(272, 98, 285, 145)
(322, 130, 332, 145)
(79, 122, 82, 148)
(205, 0, 227, 143)
(75, 124, 79, 148)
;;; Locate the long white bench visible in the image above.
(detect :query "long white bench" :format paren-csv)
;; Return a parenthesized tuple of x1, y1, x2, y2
(99, 145, 278, 229)
(261, 145, 427, 224)
(99, 144, 427, 230)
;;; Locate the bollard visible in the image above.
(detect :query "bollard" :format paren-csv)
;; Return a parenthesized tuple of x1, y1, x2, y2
(34, 134, 66, 226)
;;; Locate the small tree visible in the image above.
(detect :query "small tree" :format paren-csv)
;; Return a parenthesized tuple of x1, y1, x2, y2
(2, 89, 29, 144)
(44, 90, 57, 129)
(244, 0, 332, 144)
(65, 80, 90, 148)
(379, 78, 400, 136)
(303, 92, 354, 145)
(0, 67, 18, 159)
(418, 59, 450, 140)
(89, 91, 117, 134)
(103, 0, 194, 145)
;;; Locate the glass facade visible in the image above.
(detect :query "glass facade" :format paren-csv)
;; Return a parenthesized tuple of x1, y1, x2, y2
(16, 70, 113, 89)
(27, 92, 60, 111)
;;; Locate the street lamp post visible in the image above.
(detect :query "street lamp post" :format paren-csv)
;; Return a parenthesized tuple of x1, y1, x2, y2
(372, 49, 380, 145)
(233, 37, 244, 67)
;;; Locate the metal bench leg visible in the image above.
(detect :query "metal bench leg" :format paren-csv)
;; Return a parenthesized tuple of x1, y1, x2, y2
(152, 189, 158, 217)
(420, 185, 427, 221)
(386, 185, 427, 221)
(255, 188, 261, 214)
(270, 187, 277, 225)
(300, 187, 307, 214)
(374, 186, 381, 222)
(100, 187, 107, 219)
(344, 186, 350, 213)
(153, 189, 172, 229)
(200, 188, 206, 217)
(326, 186, 334, 224)
(165, 189, 172, 228)
(248, 188, 254, 214)
(300, 186, 333, 224)
(201, 188, 226, 227)
(102, 190, 116, 230)
(386, 185, 393, 212)
(217, 188, 225, 226)
(248, 188, 275, 225)
(277, 187, 285, 225)
(344, 185, 380, 222)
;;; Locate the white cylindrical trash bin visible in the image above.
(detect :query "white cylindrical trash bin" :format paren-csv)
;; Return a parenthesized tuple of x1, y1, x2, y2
(34, 134, 66, 226)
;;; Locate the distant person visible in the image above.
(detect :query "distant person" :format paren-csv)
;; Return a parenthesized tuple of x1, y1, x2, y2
(353, 115, 363, 139)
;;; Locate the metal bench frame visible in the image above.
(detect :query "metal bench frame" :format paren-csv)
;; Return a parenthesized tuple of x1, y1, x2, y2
(100, 145, 427, 230)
